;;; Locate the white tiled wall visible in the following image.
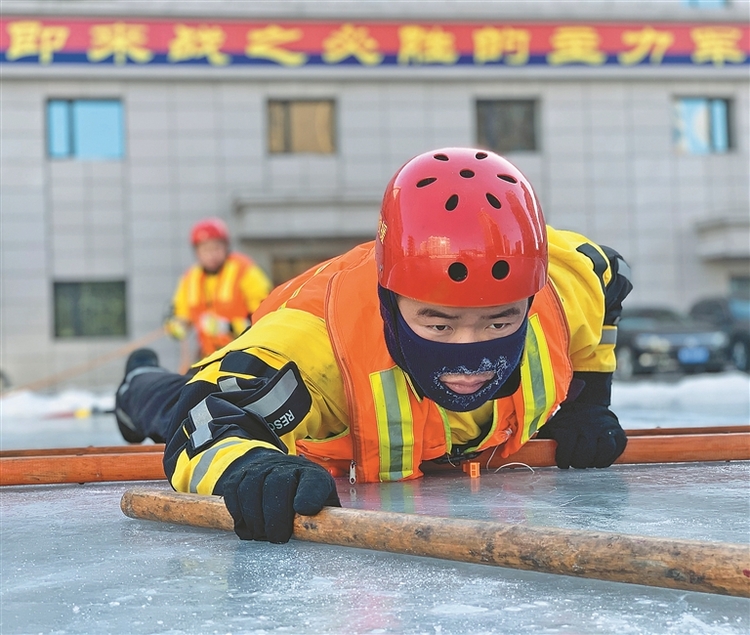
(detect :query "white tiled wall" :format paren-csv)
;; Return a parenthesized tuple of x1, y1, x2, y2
(1, 71, 748, 387)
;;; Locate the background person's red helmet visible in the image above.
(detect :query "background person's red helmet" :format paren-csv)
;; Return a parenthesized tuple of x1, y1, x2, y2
(190, 218, 229, 246)
(376, 148, 548, 307)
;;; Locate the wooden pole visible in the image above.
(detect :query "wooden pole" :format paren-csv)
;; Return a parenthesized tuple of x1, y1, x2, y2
(0, 452, 166, 485)
(121, 488, 750, 598)
(624, 424, 749, 436)
(1, 425, 743, 460)
(424, 431, 750, 473)
(2, 430, 748, 486)
(0, 444, 166, 458)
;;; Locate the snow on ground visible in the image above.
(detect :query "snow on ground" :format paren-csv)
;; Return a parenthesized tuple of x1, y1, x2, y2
(610, 370, 750, 429)
(0, 387, 115, 420)
(1, 371, 746, 424)
(0, 371, 747, 449)
(0, 386, 121, 449)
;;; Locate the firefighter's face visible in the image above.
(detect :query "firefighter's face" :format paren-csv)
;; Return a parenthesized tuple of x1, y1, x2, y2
(195, 239, 228, 273)
(395, 295, 529, 395)
(396, 296, 528, 345)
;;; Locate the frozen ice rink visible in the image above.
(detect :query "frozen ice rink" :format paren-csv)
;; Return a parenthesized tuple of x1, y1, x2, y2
(1, 372, 749, 634)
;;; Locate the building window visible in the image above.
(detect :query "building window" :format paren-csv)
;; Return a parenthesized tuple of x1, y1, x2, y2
(681, 0, 727, 7)
(268, 100, 336, 154)
(674, 98, 732, 154)
(47, 99, 125, 160)
(476, 100, 538, 154)
(53, 281, 127, 338)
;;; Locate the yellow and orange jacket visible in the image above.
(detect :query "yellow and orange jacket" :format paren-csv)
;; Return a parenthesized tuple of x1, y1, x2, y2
(166, 228, 619, 493)
(170, 252, 272, 357)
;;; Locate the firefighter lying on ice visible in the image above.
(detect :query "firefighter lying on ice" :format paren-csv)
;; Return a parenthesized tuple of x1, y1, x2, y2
(115, 148, 633, 543)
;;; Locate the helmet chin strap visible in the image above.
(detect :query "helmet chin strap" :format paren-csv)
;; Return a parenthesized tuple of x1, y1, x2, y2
(378, 286, 529, 412)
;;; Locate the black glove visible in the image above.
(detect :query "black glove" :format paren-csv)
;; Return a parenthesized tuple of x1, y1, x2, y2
(536, 403, 627, 469)
(216, 449, 341, 543)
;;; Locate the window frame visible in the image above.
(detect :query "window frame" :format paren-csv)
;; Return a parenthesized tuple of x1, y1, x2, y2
(673, 96, 734, 155)
(46, 98, 126, 160)
(52, 280, 129, 339)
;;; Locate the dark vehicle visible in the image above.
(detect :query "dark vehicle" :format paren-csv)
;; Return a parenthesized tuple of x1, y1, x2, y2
(614, 307, 729, 380)
(689, 297, 750, 372)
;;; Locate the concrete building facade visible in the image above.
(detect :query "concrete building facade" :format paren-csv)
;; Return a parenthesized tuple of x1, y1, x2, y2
(1, 0, 748, 387)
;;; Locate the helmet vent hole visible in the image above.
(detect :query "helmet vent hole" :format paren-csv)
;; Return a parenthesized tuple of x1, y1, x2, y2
(417, 177, 437, 188)
(445, 194, 459, 211)
(475, 152, 488, 159)
(492, 260, 510, 280)
(460, 169, 475, 178)
(486, 193, 502, 209)
(497, 174, 518, 184)
(434, 154, 450, 161)
(448, 262, 468, 282)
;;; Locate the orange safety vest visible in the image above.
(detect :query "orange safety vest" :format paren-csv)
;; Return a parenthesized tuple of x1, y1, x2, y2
(254, 242, 573, 483)
(183, 253, 257, 355)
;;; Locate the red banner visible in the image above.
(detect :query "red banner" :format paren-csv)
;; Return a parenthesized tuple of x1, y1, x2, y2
(1, 18, 747, 67)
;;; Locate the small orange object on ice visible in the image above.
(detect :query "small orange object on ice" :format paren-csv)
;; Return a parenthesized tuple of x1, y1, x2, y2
(462, 460, 481, 478)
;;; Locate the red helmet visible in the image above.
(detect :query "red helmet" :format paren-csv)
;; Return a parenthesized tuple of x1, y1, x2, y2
(376, 148, 547, 307)
(190, 218, 229, 246)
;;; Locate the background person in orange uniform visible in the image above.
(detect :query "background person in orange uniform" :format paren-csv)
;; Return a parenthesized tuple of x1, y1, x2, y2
(165, 218, 273, 363)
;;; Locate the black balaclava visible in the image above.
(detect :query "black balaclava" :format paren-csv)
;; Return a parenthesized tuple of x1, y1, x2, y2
(378, 286, 528, 412)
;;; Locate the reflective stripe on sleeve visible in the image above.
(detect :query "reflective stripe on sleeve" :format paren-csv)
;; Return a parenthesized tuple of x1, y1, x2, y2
(188, 439, 246, 493)
(243, 367, 297, 419)
(616, 257, 632, 284)
(600, 326, 618, 346)
(218, 376, 241, 392)
(189, 399, 214, 449)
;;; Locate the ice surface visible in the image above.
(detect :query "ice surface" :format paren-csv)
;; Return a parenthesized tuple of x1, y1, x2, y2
(1, 373, 748, 634)
(1, 465, 749, 635)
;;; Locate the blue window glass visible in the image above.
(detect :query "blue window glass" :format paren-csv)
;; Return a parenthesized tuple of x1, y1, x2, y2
(47, 100, 71, 158)
(46, 99, 124, 160)
(681, 0, 727, 7)
(73, 100, 124, 159)
(710, 99, 729, 152)
(674, 97, 731, 154)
